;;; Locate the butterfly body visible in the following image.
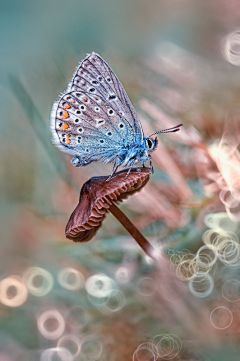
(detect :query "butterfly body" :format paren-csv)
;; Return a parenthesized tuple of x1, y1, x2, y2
(50, 52, 181, 176)
(70, 134, 158, 169)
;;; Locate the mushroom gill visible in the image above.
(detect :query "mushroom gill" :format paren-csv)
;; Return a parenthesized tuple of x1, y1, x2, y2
(66, 167, 151, 243)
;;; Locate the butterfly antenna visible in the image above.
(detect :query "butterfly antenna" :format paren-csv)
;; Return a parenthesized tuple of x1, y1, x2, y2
(149, 124, 183, 136)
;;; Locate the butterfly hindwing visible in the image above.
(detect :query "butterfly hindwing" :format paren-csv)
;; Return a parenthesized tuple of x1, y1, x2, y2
(51, 91, 133, 159)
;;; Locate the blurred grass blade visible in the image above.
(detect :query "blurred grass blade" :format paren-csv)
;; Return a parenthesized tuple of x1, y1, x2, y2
(9, 75, 75, 188)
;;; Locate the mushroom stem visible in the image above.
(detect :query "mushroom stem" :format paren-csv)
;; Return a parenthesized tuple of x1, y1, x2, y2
(109, 202, 155, 260)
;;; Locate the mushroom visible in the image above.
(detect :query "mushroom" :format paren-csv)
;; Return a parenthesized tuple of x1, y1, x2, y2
(65, 167, 155, 259)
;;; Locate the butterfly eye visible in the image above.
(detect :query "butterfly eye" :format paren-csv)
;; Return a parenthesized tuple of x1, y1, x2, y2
(146, 138, 152, 148)
(108, 109, 114, 116)
(78, 127, 84, 133)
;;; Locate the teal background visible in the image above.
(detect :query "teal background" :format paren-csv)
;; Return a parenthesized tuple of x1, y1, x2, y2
(1, 0, 240, 360)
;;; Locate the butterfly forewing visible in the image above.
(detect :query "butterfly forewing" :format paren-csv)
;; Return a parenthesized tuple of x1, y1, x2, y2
(71, 52, 143, 140)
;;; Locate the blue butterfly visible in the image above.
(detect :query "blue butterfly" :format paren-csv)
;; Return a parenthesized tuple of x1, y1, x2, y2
(50, 52, 182, 178)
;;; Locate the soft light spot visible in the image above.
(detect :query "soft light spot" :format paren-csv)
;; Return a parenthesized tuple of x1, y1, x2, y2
(223, 29, 240, 66)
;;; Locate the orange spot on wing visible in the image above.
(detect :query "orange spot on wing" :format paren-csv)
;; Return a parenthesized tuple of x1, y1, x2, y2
(62, 110, 69, 119)
(66, 139, 71, 144)
(64, 104, 70, 109)
(66, 134, 70, 138)
(62, 123, 69, 130)
(83, 96, 87, 102)
(69, 99, 75, 103)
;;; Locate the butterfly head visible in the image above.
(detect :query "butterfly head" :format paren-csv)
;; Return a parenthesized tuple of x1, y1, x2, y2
(145, 136, 158, 154)
(135, 136, 158, 164)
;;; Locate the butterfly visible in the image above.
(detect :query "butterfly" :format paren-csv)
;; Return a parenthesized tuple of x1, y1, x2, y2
(50, 52, 182, 178)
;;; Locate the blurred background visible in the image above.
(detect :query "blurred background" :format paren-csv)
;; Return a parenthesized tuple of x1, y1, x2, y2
(1, 0, 240, 359)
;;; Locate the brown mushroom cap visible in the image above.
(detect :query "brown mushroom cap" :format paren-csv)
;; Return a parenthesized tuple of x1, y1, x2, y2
(65, 167, 151, 243)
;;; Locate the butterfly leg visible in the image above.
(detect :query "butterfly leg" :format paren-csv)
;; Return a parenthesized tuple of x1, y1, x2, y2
(149, 156, 154, 174)
(106, 163, 119, 182)
(124, 167, 133, 179)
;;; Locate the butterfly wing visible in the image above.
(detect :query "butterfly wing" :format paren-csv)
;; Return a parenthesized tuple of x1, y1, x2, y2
(50, 90, 133, 165)
(71, 52, 143, 140)
(50, 52, 143, 166)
